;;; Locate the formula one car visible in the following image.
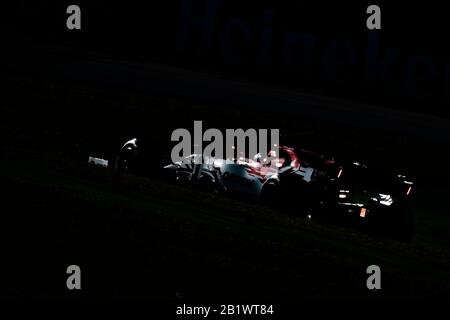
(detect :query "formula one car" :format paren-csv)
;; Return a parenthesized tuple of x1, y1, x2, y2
(115, 138, 414, 241)
(161, 146, 338, 204)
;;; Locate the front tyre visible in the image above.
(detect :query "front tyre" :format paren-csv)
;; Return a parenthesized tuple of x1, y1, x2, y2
(117, 146, 138, 174)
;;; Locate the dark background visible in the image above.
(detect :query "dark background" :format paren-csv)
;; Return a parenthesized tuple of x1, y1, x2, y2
(7, 1, 450, 116)
(2, 0, 450, 307)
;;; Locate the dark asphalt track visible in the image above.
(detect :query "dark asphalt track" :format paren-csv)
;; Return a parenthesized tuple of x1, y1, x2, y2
(1, 147, 450, 300)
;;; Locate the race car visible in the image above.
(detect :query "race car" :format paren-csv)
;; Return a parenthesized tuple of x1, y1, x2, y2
(115, 137, 414, 241)
(161, 146, 341, 203)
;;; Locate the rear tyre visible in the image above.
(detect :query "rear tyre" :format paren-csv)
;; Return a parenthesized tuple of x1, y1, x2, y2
(259, 181, 280, 209)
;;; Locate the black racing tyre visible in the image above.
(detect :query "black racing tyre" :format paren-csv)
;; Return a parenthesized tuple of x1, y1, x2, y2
(259, 181, 280, 209)
(198, 175, 217, 193)
(117, 146, 138, 174)
(175, 174, 191, 187)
